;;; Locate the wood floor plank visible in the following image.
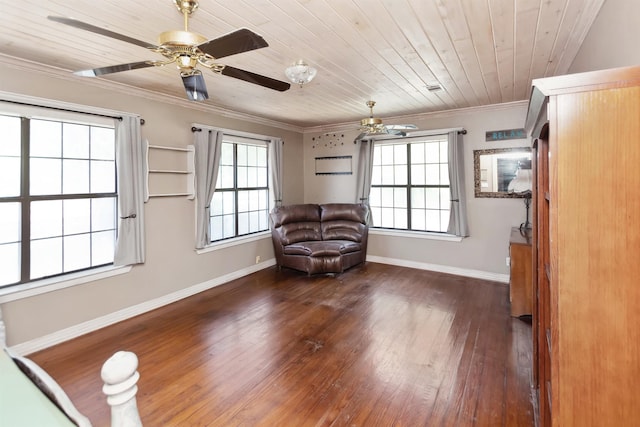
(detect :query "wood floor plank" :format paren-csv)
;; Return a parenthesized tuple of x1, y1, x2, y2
(29, 262, 534, 426)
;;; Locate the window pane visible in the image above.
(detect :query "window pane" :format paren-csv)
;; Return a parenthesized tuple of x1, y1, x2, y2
(440, 164, 450, 185)
(30, 158, 62, 195)
(247, 145, 257, 166)
(92, 230, 115, 265)
(258, 189, 268, 210)
(223, 191, 235, 214)
(257, 167, 267, 187)
(248, 190, 259, 211)
(0, 203, 20, 244)
(411, 163, 425, 185)
(31, 237, 63, 279)
(394, 164, 407, 185)
(440, 188, 451, 209)
(259, 210, 268, 230)
(211, 192, 223, 216)
(220, 143, 233, 165)
(412, 209, 426, 231)
(30, 120, 61, 157)
(394, 144, 407, 164)
(211, 216, 222, 241)
(411, 188, 425, 209)
(425, 142, 439, 162)
(394, 188, 407, 208)
(91, 127, 115, 160)
(238, 190, 249, 212)
(237, 144, 247, 166)
(92, 197, 116, 231)
(424, 164, 440, 185)
(64, 199, 91, 235)
(381, 187, 394, 206)
(425, 188, 440, 209)
(63, 123, 89, 159)
(63, 159, 90, 194)
(425, 210, 441, 231)
(393, 208, 407, 228)
(223, 214, 235, 238)
(249, 211, 260, 233)
(380, 145, 394, 165)
(0, 243, 20, 286)
(0, 157, 20, 197)
(237, 166, 248, 187)
(381, 165, 394, 185)
(257, 147, 267, 167)
(0, 115, 21, 156)
(370, 207, 381, 227)
(91, 160, 115, 193)
(369, 187, 381, 206)
(410, 143, 424, 164)
(247, 166, 257, 188)
(439, 140, 448, 163)
(31, 200, 62, 239)
(380, 207, 394, 228)
(64, 234, 91, 272)
(371, 165, 382, 185)
(238, 212, 248, 234)
(440, 210, 450, 232)
(219, 165, 234, 188)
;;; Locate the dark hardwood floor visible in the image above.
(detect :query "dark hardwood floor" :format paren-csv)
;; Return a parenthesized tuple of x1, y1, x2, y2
(30, 262, 534, 426)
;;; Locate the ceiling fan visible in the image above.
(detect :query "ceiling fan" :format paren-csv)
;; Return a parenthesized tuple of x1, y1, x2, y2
(48, 0, 291, 101)
(356, 100, 417, 139)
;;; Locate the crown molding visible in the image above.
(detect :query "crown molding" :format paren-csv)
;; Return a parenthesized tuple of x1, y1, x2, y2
(0, 53, 304, 134)
(303, 100, 529, 134)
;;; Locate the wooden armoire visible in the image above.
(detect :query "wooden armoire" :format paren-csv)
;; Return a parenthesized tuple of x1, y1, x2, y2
(525, 66, 640, 426)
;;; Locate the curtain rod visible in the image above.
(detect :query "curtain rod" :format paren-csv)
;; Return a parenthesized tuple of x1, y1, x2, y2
(0, 99, 145, 124)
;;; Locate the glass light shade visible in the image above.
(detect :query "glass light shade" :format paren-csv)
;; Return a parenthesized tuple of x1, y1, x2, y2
(285, 60, 317, 86)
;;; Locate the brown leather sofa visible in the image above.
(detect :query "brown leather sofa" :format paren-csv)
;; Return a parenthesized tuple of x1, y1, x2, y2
(270, 203, 370, 275)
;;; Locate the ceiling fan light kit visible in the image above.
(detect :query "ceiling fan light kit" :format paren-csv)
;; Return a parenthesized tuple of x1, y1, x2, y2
(47, 0, 291, 101)
(284, 60, 317, 87)
(356, 100, 418, 140)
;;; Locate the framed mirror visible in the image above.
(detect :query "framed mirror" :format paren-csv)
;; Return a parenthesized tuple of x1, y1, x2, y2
(474, 147, 532, 198)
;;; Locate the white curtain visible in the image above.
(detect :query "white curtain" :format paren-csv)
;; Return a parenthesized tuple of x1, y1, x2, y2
(354, 137, 375, 224)
(447, 131, 469, 237)
(114, 116, 146, 266)
(194, 129, 223, 249)
(269, 137, 284, 209)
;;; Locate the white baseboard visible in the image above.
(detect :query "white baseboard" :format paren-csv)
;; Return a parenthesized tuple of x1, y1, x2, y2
(366, 255, 510, 284)
(11, 259, 276, 356)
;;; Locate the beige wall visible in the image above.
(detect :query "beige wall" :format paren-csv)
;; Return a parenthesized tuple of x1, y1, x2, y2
(303, 101, 530, 276)
(0, 62, 304, 346)
(569, 0, 640, 73)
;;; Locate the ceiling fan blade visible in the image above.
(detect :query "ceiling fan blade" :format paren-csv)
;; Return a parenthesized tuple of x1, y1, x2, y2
(48, 16, 158, 49)
(220, 66, 290, 92)
(74, 61, 155, 77)
(386, 124, 418, 131)
(198, 28, 268, 59)
(182, 72, 209, 101)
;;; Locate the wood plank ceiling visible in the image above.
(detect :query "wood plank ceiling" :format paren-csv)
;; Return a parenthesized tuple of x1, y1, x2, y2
(0, 0, 604, 129)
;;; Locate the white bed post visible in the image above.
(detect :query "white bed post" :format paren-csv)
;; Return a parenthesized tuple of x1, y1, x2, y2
(101, 351, 143, 427)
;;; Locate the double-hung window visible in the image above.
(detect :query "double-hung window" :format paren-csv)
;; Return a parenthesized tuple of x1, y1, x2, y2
(0, 110, 117, 288)
(369, 135, 450, 233)
(209, 136, 269, 242)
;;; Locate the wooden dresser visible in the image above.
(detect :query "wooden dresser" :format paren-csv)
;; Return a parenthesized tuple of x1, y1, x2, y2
(508, 227, 532, 317)
(525, 66, 640, 427)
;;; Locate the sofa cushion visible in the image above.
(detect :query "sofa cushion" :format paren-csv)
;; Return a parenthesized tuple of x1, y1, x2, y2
(278, 222, 322, 245)
(271, 204, 320, 227)
(320, 203, 369, 223)
(283, 240, 361, 257)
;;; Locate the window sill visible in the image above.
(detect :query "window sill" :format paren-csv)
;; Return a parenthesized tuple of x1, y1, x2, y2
(0, 265, 132, 303)
(369, 228, 464, 242)
(196, 230, 271, 254)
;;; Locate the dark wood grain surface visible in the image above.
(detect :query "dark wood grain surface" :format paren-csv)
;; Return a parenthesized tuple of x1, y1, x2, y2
(30, 263, 534, 426)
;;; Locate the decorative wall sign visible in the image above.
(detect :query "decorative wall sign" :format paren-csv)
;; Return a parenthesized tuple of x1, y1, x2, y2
(485, 128, 527, 141)
(315, 155, 352, 175)
(311, 133, 345, 149)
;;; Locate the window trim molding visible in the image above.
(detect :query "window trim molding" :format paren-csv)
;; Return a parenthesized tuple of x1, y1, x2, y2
(0, 265, 132, 303)
(196, 230, 270, 254)
(369, 227, 463, 242)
